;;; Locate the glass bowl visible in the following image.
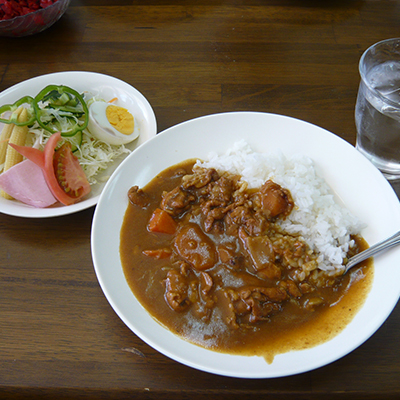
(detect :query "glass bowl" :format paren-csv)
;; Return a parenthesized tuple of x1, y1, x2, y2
(0, 0, 70, 37)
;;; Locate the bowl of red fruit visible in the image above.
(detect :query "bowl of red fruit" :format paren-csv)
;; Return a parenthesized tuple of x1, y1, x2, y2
(0, 0, 70, 37)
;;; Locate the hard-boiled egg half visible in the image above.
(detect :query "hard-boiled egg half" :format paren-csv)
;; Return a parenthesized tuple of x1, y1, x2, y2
(87, 101, 139, 145)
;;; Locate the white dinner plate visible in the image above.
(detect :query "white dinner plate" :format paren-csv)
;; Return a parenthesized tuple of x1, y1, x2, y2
(0, 71, 157, 218)
(91, 112, 400, 378)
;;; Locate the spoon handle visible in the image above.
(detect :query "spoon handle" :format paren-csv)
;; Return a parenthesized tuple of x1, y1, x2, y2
(344, 230, 400, 273)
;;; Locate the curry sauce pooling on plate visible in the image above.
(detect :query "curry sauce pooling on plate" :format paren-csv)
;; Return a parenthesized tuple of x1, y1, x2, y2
(120, 159, 373, 362)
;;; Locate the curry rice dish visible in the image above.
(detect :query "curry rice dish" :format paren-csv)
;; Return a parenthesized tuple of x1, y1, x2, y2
(120, 142, 373, 362)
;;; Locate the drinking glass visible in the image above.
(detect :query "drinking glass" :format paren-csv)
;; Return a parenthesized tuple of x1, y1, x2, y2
(355, 38, 400, 181)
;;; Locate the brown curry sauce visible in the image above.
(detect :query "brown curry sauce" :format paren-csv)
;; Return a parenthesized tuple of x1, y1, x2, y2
(120, 160, 373, 363)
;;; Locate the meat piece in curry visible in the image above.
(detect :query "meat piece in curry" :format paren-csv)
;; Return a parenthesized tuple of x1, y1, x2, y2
(120, 160, 373, 360)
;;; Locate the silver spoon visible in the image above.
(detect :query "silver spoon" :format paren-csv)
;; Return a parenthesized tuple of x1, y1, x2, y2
(344, 230, 400, 274)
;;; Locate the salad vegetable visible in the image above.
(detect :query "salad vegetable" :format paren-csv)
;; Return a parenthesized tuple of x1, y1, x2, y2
(0, 96, 35, 126)
(3, 108, 29, 172)
(9, 132, 91, 205)
(0, 107, 29, 200)
(33, 85, 89, 136)
(0, 106, 23, 166)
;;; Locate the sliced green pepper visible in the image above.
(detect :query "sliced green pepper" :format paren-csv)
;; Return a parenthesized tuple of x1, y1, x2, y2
(64, 130, 83, 152)
(0, 96, 35, 126)
(33, 85, 89, 136)
(41, 89, 82, 113)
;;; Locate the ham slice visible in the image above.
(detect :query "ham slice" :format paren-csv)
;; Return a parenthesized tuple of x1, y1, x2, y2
(0, 159, 57, 208)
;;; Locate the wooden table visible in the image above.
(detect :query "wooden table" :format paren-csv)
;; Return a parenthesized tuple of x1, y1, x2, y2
(1, 1, 400, 398)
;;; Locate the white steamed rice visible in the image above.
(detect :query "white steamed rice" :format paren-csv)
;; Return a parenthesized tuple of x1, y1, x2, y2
(196, 140, 366, 272)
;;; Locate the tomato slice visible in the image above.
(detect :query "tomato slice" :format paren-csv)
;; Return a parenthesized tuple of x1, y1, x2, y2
(52, 142, 91, 203)
(9, 132, 91, 206)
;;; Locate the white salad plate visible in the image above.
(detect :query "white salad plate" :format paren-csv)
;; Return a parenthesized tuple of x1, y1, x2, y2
(91, 112, 400, 378)
(0, 71, 157, 218)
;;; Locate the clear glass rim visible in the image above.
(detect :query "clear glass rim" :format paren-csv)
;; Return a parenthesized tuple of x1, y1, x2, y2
(359, 37, 400, 109)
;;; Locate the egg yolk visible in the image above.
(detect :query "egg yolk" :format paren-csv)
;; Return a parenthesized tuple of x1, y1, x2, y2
(106, 105, 134, 135)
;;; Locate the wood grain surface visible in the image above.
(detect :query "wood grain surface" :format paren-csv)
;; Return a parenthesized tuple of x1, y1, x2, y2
(1, 1, 400, 399)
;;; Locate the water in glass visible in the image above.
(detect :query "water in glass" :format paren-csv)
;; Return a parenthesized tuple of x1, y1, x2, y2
(356, 50, 400, 180)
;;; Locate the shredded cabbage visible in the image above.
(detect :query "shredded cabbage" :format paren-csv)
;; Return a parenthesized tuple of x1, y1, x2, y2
(28, 120, 131, 185)
(38, 108, 83, 132)
(75, 130, 130, 184)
